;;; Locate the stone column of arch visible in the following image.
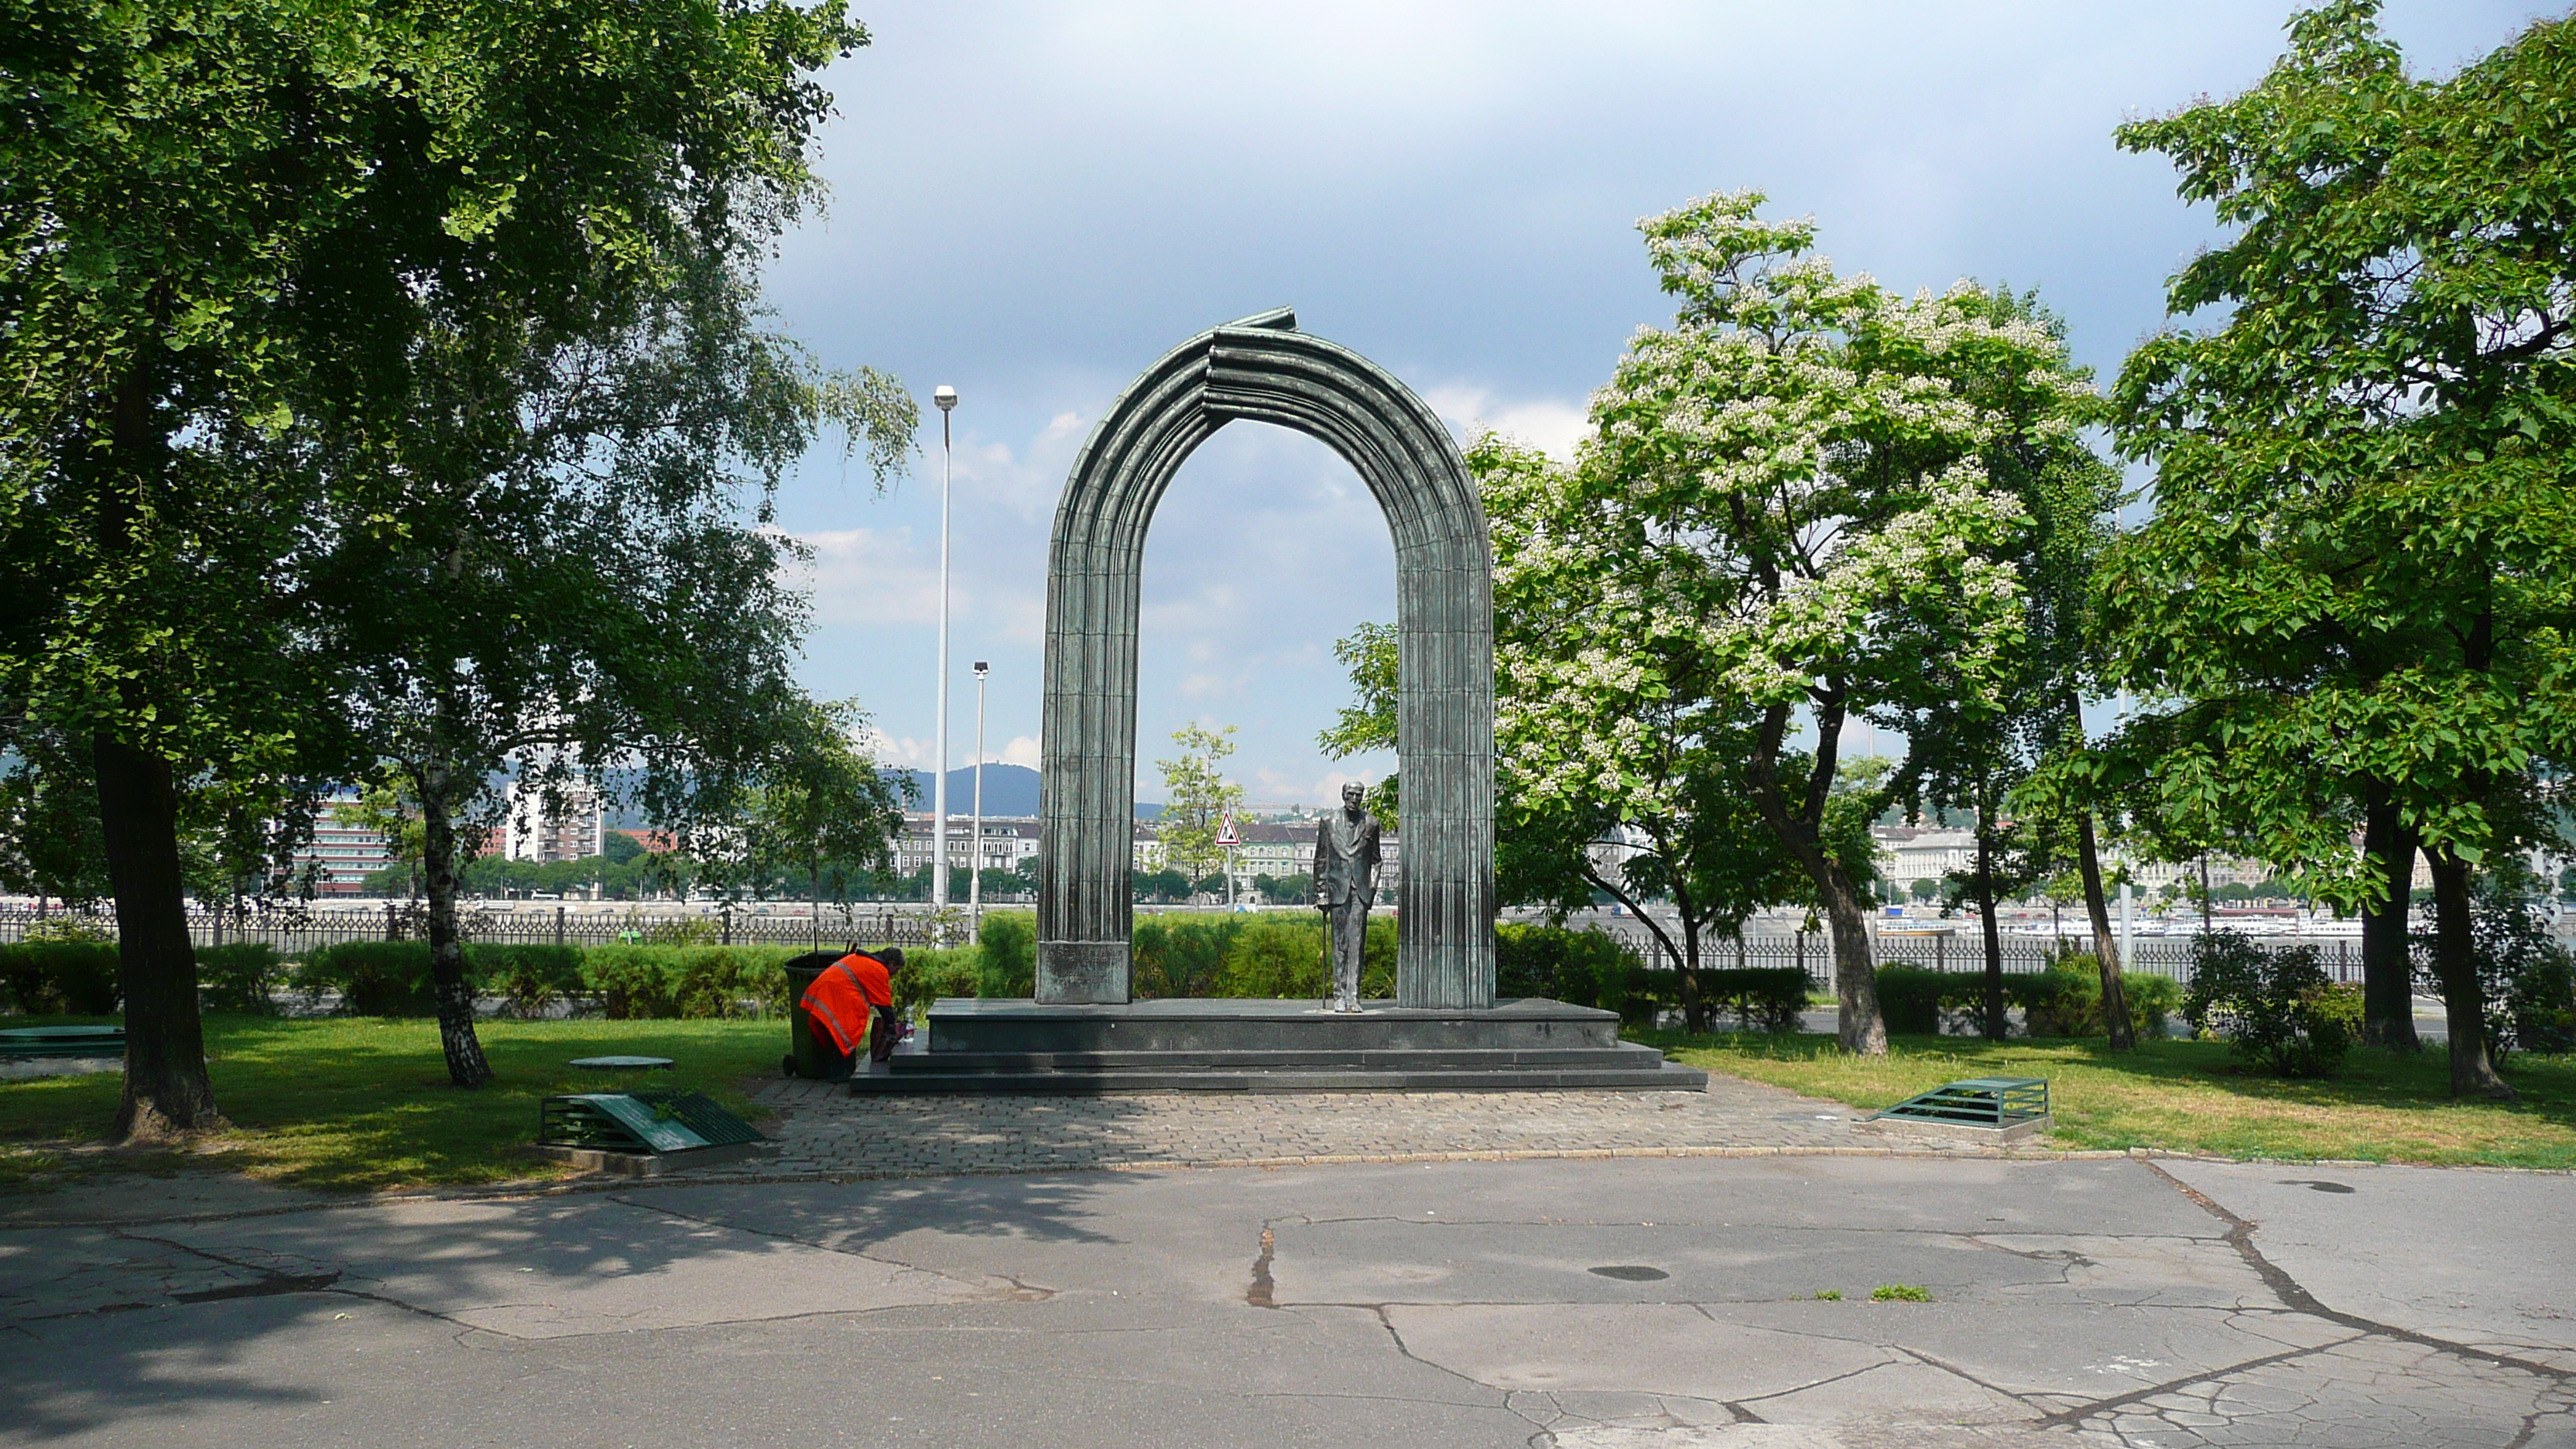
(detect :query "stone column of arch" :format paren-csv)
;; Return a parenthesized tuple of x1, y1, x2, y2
(1036, 308, 1495, 1009)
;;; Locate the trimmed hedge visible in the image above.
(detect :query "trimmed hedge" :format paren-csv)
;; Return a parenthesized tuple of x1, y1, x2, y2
(1132, 911, 1397, 1001)
(0, 940, 120, 1016)
(1875, 957, 2181, 1039)
(1697, 968, 1808, 1033)
(199, 944, 285, 1014)
(1496, 924, 1641, 1016)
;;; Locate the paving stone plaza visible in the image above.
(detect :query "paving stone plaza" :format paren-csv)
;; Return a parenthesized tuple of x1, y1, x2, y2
(7, 1078, 2569, 1448)
(752, 1072, 2006, 1175)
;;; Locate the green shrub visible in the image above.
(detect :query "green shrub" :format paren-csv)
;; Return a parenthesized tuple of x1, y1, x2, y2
(2017, 954, 2183, 1039)
(1217, 916, 1328, 998)
(0, 940, 122, 1015)
(889, 946, 979, 1014)
(976, 911, 1036, 998)
(1873, 966, 1949, 1034)
(1875, 957, 2184, 1040)
(2185, 932, 2355, 1076)
(299, 941, 441, 1016)
(1697, 967, 1807, 1033)
(1132, 915, 1241, 999)
(578, 944, 800, 1019)
(581, 944, 678, 1020)
(474, 944, 585, 1018)
(198, 944, 283, 1014)
(1497, 925, 1639, 1012)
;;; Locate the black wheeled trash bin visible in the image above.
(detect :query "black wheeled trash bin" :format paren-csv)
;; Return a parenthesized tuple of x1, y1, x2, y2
(780, 951, 849, 1080)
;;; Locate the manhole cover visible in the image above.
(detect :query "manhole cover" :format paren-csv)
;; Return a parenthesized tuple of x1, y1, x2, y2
(1588, 1265, 1670, 1281)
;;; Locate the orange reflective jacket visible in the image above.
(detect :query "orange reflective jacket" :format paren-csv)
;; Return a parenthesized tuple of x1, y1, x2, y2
(801, 954, 891, 1054)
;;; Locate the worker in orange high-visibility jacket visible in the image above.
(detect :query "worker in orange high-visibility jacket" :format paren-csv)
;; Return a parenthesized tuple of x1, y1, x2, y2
(800, 947, 903, 1078)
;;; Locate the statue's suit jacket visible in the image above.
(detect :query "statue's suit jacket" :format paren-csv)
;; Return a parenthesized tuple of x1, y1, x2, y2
(1311, 808, 1383, 908)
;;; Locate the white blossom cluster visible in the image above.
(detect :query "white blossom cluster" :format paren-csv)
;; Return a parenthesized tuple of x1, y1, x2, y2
(1485, 193, 2094, 821)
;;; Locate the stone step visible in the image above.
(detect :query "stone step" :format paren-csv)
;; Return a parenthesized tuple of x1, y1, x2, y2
(844, 1059, 1711, 1095)
(886, 1046, 1655, 1074)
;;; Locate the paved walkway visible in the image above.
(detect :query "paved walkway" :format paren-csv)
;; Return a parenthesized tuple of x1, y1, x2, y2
(6, 1153, 2567, 1447)
(746, 1073, 2040, 1178)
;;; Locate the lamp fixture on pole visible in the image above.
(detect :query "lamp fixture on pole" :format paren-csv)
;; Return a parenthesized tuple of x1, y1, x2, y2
(931, 385, 957, 943)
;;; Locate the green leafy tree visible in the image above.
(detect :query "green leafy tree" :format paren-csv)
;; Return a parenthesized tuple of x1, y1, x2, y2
(1155, 724, 1246, 886)
(706, 700, 908, 927)
(0, 0, 402, 1133)
(2104, 2, 2576, 1097)
(293, 0, 896, 1088)
(1317, 621, 1399, 822)
(1515, 191, 2066, 1053)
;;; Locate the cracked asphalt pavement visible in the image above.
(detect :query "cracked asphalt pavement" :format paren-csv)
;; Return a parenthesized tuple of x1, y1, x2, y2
(2, 1155, 2568, 1447)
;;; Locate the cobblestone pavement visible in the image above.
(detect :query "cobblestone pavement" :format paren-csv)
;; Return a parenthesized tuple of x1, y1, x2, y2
(739, 1072, 2047, 1179)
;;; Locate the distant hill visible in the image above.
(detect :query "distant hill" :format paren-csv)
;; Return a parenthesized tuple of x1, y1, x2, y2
(899, 764, 1040, 817)
(610, 762, 1171, 827)
(895, 764, 1165, 818)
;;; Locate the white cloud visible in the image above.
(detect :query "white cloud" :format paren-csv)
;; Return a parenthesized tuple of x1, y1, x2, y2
(862, 730, 941, 770)
(1422, 384, 1593, 461)
(995, 735, 1041, 769)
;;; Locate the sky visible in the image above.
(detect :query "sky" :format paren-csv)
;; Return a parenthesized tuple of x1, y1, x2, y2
(759, 0, 2548, 810)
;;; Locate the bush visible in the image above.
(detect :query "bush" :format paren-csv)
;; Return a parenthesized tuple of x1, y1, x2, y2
(580, 944, 676, 1019)
(299, 941, 440, 1016)
(1874, 957, 2184, 1040)
(198, 944, 283, 1014)
(579, 944, 800, 1019)
(1496, 925, 1639, 1013)
(890, 946, 979, 1014)
(1872, 966, 1949, 1035)
(474, 944, 585, 1018)
(0, 939, 122, 1016)
(976, 911, 1036, 998)
(1216, 916, 1329, 998)
(1696, 968, 1807, 1033)
(2185, 932, 2356, 1076)
(2019, 954, 2184, 1039)
(1132, 915, 1241, 999)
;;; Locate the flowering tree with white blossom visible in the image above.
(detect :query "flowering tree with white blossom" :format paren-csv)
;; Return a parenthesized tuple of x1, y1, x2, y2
(1489, 190, 2084, 1053)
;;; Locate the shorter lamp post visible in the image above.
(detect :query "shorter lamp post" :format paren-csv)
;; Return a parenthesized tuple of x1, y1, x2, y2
(969, 660, 988, 938)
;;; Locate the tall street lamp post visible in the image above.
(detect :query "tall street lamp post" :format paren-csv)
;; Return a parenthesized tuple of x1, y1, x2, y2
(970, 660, 988, 938)
(932, 385, 957, 943)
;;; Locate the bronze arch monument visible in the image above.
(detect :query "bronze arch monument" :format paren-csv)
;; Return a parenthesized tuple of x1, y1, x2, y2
(1035, 308, 1497, 1009)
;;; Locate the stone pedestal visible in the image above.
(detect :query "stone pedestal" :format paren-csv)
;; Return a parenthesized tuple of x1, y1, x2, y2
(845, 998, 1705, 1095)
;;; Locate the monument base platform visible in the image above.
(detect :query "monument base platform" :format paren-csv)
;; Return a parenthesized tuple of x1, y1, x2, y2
(847, 998, 1706, 1094)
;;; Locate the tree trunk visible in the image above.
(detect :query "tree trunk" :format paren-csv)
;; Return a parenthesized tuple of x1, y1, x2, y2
(1975, 807, 2004, 1040)
(2359, 788, 2420, 1050)
(1673, 879, 1706, 1035)
(2076, 814, 2135, 1050)
(2425, 847, 2511, 1100)
(1745, 700, 1883, 1053)
(96, 733, 224, 1139)
(1822, 872, 1885, 1053)
(417, 750, 495, 1088)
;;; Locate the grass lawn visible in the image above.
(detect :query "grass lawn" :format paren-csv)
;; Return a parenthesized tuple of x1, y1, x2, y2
(1636, 1029, 2576, 1170)
(0, 1014, 789, 1193)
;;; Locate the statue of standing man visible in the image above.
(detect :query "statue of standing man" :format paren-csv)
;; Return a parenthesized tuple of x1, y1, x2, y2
(1311, 781, 1383, 1012)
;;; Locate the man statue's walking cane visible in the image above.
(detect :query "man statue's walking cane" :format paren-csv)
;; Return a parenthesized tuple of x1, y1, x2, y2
(1311, 781, 1383, 1013)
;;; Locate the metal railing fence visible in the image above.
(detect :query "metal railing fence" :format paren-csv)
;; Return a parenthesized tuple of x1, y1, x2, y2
(1595, 926, 2382, 991)
(0, 906, 947, 957)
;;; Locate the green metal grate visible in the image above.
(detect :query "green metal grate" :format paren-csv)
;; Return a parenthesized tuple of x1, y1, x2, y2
(1873, 1077, 2047, 1127)
(537, 1090, 763, 1156)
